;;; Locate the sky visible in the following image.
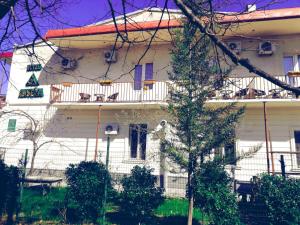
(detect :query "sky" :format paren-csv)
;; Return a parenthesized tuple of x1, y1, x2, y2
(45, 0, 300, 32)
(1, 0, 300, 94)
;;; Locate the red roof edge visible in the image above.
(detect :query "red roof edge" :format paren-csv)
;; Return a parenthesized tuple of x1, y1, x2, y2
(0, 52, 13, 59)
(45, 19, 182, 39)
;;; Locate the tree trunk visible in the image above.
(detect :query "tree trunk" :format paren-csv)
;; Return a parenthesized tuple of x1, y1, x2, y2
(187, 186, 194, 225)
(28, 145, 37, 175)
(187, 155, 194, 225)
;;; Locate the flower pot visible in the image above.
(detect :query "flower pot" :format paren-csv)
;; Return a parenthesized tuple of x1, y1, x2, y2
(62, 82, 73, 87)
(288, 71, 300, 77)
(144, 79, 156, 85)
(99, 80, 113, 86)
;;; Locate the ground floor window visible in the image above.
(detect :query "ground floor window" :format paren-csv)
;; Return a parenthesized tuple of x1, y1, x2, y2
(215, 136, 236, 164)
(129, 124, 147, 160)
(294, 131, 300, 167)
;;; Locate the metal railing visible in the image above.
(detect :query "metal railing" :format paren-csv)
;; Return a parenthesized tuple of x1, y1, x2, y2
(217, 75, 300, 100)
(50, 76, 300, 104)
(50, 81, 169, 103)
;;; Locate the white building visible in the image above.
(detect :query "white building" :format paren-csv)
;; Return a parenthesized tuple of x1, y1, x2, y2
(2, 7, 300, 195)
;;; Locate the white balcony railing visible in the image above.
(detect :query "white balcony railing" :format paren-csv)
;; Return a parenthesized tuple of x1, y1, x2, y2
(50, 81, 169, 103)
(50, 76, 300, 104)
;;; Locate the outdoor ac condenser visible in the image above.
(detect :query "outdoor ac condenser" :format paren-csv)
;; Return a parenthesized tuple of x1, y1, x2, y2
(104, 123, 119, 135)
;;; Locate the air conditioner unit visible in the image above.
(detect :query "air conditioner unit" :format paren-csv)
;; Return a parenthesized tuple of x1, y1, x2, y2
(258, 41, 274, 56)
(61, 58, 77, 70)
(104, 50, 117, 63)
(104, 123, 119, 135)
(227, 41, 242, 54)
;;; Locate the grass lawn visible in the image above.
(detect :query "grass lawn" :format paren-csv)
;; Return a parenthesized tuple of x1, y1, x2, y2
(156, 198, 204, 221)
(20, 187, 205, 224)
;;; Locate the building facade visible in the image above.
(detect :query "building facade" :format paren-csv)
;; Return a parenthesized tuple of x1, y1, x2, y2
(1, 7, 300, 196)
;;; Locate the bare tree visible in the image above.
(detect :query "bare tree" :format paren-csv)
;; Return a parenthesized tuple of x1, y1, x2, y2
(0, 109, 63, 174)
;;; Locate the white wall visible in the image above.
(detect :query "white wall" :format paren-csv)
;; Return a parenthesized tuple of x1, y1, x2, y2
(0, 106, 167, 176)
(227, 34, 300, 77)
(235, 105, 300, 181)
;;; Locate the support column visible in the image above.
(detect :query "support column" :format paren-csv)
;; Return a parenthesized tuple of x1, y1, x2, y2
(94, 105, 101, 161)
(263, 102, 270, 174)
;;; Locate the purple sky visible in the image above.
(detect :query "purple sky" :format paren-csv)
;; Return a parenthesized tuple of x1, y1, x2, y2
(49, 0, 300, 31)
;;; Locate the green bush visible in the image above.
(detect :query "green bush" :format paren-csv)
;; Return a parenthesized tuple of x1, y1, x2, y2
(120, 166, 164, 223)
(0, 160, 8, 220)
(0, 159, 20, 224)
(251, 174, 300, 225)
(193, 160, 240, 225)
(65, 161, 111, 223)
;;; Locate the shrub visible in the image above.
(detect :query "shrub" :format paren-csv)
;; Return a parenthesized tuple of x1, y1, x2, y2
(251, 174, 300, 225)
(193, 160, 241, 225)
(120, 166, 164, 223)
(0, 160, 8, 220)
(65, 161, 111, 223)
(0, 160, 20, 224)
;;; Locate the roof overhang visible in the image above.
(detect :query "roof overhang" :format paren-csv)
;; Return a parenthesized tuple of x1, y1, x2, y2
(45, 7, 300, 49)
(0, 52, 13, 64)
(45, 19, 182, 49)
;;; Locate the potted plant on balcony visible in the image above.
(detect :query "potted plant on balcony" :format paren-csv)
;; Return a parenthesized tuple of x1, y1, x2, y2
(288, 71, 300, 77)
(62, 82, 73, 87)
(143, 79, 156, 85)
(99, 80, 113, 86)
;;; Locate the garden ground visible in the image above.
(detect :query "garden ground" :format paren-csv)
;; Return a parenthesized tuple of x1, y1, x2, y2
(18, 187, 206, 225)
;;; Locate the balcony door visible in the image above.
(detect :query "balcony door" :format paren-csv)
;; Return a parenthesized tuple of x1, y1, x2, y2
(134, 63, 153, 90)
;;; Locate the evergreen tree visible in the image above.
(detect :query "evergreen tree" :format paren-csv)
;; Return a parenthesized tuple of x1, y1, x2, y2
(162, 22, 244, 225)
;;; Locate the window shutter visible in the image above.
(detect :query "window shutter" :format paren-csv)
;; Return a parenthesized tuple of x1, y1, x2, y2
(7, 119, 16, 132)
(145, 63, 153, 80)
(129, 124, 138, 158)
(139, 124, 147, 160)
(134, 65, 142, 90)
(283, 56, 294, 75)
(145, 63, 154, 89)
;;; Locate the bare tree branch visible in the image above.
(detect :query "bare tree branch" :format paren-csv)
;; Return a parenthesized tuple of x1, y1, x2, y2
(173, 0, 300, 95)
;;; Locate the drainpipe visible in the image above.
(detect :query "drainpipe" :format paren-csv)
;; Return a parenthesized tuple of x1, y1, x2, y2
(94, 105, 102, 161)
(263, 102, 270, 174)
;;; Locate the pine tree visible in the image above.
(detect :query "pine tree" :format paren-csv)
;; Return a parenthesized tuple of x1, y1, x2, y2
(162, 22, 244, 225)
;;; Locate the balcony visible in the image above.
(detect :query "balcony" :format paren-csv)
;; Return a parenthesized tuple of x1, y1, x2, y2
(50, 76, 300, 109)
(209, 75, 300, 107)
(50, 81, 169, 109)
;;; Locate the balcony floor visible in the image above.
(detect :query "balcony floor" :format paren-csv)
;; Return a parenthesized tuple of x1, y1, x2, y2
(207, 98, 300, 108)
(52, 101, 168, 109)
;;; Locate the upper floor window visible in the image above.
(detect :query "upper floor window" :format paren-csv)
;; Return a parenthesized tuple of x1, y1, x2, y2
(283, 55, 300, 86)
(134, 63, 153, 90)
(283, 55, 300, 74)
(129, 124, 147, 160)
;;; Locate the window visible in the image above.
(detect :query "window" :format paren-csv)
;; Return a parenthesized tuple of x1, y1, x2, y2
(214, 135, 236, 164)
(134, 63, 154, 90)
(129, 124, 147, 160)
(283, 55, 300, 86)
(7, 119, 16, 132)
(294, 131, 300, 167)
